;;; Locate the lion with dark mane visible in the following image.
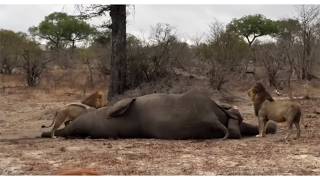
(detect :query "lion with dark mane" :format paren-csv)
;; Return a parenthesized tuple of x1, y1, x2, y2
(248, 82, 303, 141)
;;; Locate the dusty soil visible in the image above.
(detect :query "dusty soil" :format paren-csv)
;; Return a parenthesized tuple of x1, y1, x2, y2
(0, 88, 320, 175)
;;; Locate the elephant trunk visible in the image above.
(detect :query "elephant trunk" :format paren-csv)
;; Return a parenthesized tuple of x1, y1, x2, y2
(41, 131, 51, 138)
(240, 121, 277, 137)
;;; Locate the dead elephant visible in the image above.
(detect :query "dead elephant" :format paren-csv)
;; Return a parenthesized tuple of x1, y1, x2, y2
(41, 90, 276, 139)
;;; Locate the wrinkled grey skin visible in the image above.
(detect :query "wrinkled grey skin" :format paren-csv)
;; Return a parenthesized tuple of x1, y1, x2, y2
(41, 90, 276, 139)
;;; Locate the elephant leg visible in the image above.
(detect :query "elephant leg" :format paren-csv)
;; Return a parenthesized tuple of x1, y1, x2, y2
(227, 119, 242, 139)
(198, 112, 229, 139)
(240, 122, 259, 136)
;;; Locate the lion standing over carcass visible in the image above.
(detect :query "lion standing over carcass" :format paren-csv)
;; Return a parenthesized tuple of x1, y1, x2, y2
(248, 82, 303, 141)
(41, 91, 107, 138)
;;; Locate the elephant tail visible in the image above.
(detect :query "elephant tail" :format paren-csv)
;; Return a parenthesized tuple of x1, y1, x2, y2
(240, 121, 277, 137)
(210, 114, 229, 140)
(219, 122, 229, 140)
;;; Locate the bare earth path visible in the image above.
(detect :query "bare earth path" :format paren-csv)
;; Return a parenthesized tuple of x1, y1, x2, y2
(0, 90, 320, 175)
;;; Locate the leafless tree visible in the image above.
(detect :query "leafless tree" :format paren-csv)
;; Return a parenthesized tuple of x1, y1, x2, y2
(21, 45, 50, 87)
(296, 5, 320, 80)
(254, 44, 284, 89)
(202, 20, 249, 90)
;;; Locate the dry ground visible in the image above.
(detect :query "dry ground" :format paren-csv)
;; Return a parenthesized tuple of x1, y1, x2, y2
(0, 86, 320, 175)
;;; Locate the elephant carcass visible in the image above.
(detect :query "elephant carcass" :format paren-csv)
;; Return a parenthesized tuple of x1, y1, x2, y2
(41, 90, 276, 139)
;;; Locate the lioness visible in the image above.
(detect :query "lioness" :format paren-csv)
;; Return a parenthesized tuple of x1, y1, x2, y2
(248, 83, 302, 141)
(41, 91, 107, 138)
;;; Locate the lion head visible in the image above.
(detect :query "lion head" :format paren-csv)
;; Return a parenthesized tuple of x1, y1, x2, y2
(81, 91, 107, 108)
(248, 82, 274, 116)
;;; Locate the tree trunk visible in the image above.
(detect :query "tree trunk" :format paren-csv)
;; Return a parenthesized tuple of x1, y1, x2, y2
(108, 5, 127, 100)
(85, 58, 94, 88)
(287, 67, 293, 100)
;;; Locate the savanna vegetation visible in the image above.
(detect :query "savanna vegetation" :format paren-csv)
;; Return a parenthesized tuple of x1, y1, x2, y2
(2, 5, 320, 101)
(2, 5, 320, 175)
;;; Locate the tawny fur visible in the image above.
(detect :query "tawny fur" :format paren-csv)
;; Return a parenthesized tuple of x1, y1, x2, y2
(41, 91, 107, 138)
(81, 90, 107, 108)
(248, 82, 303, 140)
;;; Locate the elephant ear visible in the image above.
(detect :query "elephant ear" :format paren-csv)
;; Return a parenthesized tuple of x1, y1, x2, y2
(218, 104, 242, 122)
(217, 104, 241, 121)
(108, 98, 136, 117)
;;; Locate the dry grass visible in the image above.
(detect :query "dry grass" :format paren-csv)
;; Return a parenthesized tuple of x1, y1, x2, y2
(0, 70, 320, 175)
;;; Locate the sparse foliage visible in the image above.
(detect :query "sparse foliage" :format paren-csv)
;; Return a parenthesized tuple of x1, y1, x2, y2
(78, 48, 96, 88)
(147, 23, 177, 79)
(276, 18, 301, 98)
(0, 30, 26, 74)
(4, 6, 320, 96)
(295, 5, 320, 80)
(90, 30, 112, 77)
(21, 40, 50, 87)
(0, 29, 50, 87)
(254, 43, 284, 89)
(126, 24, 184, 88)
(197, 20, 249, 90)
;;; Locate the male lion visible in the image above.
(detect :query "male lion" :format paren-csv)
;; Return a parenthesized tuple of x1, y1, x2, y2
(248, 82, 303, 141)
(81, 90, 106, 108)
(41, 91, 107, 138)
